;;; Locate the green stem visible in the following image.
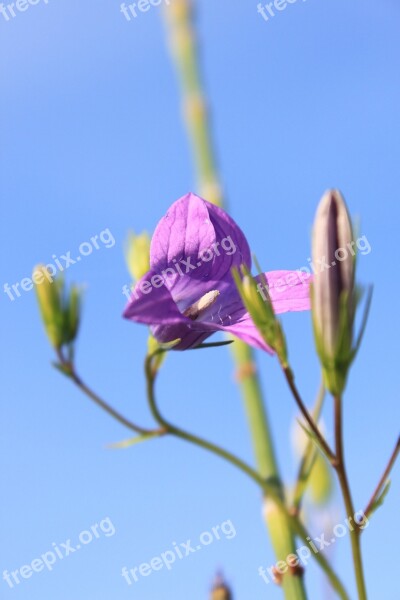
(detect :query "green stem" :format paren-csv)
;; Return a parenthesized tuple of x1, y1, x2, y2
(231, 343, 280, 488)
(145, 354, 349, 600)
(55, 349, 155, 435)
(163, 4, 310, 597)
(70, 370, 154, 434)
(282, 364, 335, 463)
(334, 395, 367, 600)
(163, 0, 222, 207)
(230, 344, 308, 599)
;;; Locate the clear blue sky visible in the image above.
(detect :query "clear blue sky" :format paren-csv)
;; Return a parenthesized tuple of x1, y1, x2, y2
(1, 1, 399, 598)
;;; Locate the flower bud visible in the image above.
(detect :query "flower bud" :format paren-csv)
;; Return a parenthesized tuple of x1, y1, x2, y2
(311, 190, 355, 394)
(125, 231, 151, 282)
(210, 575, 232, 600)
(64, 284, 81, 344)
(33, 265, 82, 351)
(33, 265, 64, 349)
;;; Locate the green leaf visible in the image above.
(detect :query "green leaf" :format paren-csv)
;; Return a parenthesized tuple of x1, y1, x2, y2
(308, 451, 334, 505)
(297, 419, 332, 462)
(368, 480, 391, 517)
(352, 285, 373, 359)
(107, 431, 161, 449)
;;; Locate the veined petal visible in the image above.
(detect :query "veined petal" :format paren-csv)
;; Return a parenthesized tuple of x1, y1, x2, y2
(149, 193, 251, 305)
(206, 200, 252, 274)
(150, 193, 216, 272)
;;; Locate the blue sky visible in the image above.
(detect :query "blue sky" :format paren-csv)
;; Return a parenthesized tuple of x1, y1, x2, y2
(1, 1, 399, 598)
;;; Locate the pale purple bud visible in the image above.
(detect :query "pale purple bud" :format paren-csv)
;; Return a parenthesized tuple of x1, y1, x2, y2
(312, 190, 355, 358)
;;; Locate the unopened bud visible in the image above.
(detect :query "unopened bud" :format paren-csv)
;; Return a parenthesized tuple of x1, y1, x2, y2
(33, 265, 82, 352)
(33, 265, 64, 349)
(64, 284, 81, 344)
(311, 190, 355, 394)
(210, 574, 232, 600)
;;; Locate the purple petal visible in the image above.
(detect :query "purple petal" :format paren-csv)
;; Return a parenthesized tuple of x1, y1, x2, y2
(216, 316, 274, 354)
(150, 193, 216, 272)
(123, 194, 311, 355)
(260, 270, 312, 314)
(149, 193, 251, 307)
(192, 284, 274, 353)
(123, 269, 186, 325)
(123, 268, 218, 350)
(205, 200, 252, 274)
(151, 323, 213, 350)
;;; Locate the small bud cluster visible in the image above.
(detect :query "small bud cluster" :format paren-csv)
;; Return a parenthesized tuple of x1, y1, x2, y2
(33, 265, 82, 355)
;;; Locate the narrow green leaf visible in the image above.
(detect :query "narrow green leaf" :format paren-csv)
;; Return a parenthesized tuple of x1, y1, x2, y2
(368, 480, 391, 517)
(297, 419, 332, 462)
(352, 285, 373, 359)
(107, 431, 161, 449)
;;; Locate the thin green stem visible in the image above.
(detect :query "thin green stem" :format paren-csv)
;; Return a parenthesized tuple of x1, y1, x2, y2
(55, 349, 156, 435)
(145, 354, 349, 600)
(282, 365, 335, 463)
(334, 395, 367, 600)
(70, 369, 155, 434)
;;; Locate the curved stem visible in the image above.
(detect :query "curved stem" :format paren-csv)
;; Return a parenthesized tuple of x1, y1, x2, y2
(70, 370, 156, 435)
(145, 354, 349, 600)
(334, 395, 367, 600)
(55, 349, 157, 435)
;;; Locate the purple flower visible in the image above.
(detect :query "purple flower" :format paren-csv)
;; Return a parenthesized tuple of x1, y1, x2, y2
(123, 193, 311, 352)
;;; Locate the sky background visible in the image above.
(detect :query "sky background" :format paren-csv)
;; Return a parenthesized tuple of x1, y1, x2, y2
(1, 0, 399, 598)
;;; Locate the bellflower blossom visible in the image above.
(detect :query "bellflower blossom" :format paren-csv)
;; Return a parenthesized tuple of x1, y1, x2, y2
(123, 193, 311, 351)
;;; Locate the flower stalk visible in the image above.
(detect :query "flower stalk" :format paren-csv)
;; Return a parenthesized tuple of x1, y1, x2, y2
(334, 395, 367, 600)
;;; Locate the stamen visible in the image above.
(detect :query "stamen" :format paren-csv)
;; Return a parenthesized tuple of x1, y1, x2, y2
(183, 290, 220, 321)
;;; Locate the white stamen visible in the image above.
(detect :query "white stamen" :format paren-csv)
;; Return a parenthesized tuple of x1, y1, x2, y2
(183, 290, 220, 320)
